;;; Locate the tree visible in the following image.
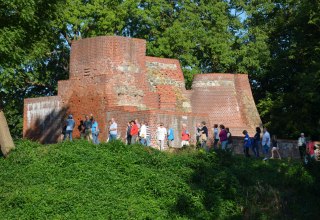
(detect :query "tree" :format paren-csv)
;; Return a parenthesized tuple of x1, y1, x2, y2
(0, 0, 69, 138)
(244, 0, 320, 138)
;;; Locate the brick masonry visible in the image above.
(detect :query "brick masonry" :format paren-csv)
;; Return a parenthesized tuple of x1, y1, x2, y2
(23, 36, 263, 148)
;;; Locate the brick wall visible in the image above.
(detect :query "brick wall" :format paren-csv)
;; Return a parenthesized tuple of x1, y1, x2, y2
(23, 36, 262, 146)
(190, 74, 262, 136)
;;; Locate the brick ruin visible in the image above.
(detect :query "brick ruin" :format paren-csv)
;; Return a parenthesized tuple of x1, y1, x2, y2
(23, 36, 262, 146)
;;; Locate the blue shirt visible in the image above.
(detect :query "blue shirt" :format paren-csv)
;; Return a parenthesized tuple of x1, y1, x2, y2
(66, 119, 75, 131)
(92, 121, 99, 133)
(168, 128, 174, 141)
(244, 134, 251, 148)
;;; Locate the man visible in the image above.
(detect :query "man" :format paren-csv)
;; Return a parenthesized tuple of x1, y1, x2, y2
(64, 114, 75, 141)
(200, 121, 208, 152)
(156, 123, 167, 151)
(298, 133, 307, 163)
(181, 124, 190, 147)
(84, 115, 93, 141)
(262, 127, 270, 160)
(109, 118, 118, 141)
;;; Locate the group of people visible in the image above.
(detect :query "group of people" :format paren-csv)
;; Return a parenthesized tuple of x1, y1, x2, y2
(242, 127, 281, 160)
(62, 114, 100, 144)
(62, 115, 319, 162)
(297, 133, 320, 164)
(125, 119, 151, 146)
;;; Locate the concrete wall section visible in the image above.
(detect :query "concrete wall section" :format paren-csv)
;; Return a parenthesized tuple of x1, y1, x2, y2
(23, 96, 65, 143)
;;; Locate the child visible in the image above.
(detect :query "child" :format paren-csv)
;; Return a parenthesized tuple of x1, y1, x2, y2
(271, 135, 281, 159)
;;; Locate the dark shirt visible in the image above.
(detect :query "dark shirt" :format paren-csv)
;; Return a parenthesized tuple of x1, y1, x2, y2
(254, 132, 261, 141)
(201, 126, 208, 137)
(84, 120, 92, 130)
(272, 140, 278, 148)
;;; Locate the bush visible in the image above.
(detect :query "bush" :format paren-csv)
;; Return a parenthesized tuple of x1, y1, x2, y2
(0, 140, 319, 219)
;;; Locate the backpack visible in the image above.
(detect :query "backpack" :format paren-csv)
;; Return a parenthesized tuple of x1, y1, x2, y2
(227, 132, 233, 144)
(168, 128, 174, 141)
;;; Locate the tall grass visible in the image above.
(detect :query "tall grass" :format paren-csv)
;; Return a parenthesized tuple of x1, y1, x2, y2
(0, 140, 319, 219)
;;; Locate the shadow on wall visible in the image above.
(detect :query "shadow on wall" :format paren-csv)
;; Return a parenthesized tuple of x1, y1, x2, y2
(24, 107, 69, 144)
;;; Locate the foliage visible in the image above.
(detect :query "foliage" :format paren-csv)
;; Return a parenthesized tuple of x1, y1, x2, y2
(0, 140, 319, 219)
(244, 0, 320, 138)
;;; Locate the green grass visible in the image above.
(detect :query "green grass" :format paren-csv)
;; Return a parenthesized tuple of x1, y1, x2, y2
(0, 140, 319, 219)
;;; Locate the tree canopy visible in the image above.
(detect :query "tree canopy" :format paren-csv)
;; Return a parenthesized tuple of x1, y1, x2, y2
(0, 0, 319, 139)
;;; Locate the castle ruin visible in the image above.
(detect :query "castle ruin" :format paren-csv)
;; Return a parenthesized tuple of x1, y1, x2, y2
(23, 36, 262, 146)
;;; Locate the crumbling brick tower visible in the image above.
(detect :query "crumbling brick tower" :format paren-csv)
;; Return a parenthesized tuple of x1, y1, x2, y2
(23, 36, 262, 146)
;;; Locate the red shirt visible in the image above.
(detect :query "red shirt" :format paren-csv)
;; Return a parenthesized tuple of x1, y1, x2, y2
(307, 142, 315, 155)
(181, 129, 190, 141)
(130, 124, 139, 136)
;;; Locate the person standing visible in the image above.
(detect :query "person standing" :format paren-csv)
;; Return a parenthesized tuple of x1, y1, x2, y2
(126, 122, 132, 145)
(78, 120, 85, 139)
(262, 127, 271, 160)
(271, 135, 281, 159)
(145, 122, 151, 147)
(130, 121, 139, 144)
(252, 127, 261, 157)
(181, 124, 190, 147)
(167, 127, 174, 147)
(84, 115, 93, 142)
(139, 121, 147, 146)
(200, 121, 208, 152)
(243, 130, 251, 157)
(109, 118, 118, 142)
(195, 123, 201, 147)
(156, 123, 167, 151)
(64, 114, 75, 141)
(91, 118, 100, 144)
(213, 124, 219, 149)
(219, 124, 228, 150)
(298, 133, 307, 163)
(226, 127, 233, 151)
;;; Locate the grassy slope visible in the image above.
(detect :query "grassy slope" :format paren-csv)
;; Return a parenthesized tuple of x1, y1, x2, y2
(0, 140, 319, 219)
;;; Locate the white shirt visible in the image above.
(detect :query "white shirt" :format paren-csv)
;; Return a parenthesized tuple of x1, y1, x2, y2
(140, 125, 147, 138)
(262, 131, 270, 146)
(298, 137, 306, 146)
(157, 127, 167, 141)
(109, 122, 117, 135)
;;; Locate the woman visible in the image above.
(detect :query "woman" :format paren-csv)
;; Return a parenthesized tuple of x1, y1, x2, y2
(91, 118, 100, 144)
(271, 135, 281, 159)
(219, 124, 228, 150)
(200, 121, 208, 152)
